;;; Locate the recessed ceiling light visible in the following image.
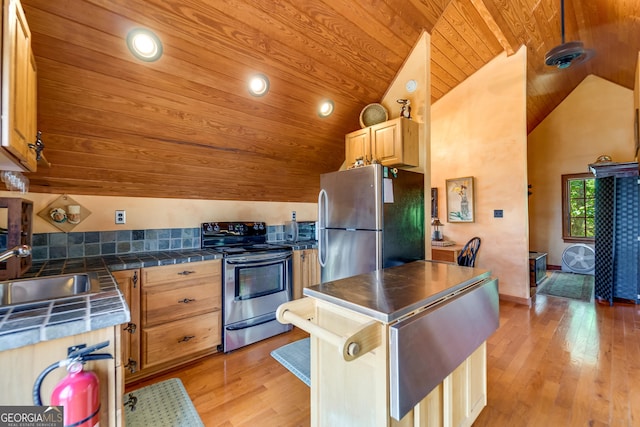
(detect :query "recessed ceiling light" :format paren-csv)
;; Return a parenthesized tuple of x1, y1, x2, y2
(249, 74, 270, 96)
(127, 28, 162, 62)
(318, 99, 334, 117)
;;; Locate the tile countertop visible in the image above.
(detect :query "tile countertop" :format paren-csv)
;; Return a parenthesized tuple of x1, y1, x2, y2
(283, 240, 318, 250)
(0, 249, 222, 352)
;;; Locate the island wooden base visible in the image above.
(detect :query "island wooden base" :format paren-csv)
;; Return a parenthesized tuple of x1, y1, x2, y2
(281, 297, 487, 426)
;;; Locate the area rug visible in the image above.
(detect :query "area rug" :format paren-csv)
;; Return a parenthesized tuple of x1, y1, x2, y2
(536, 271, 594, 302)
(271, 337, 311, 387)
(124, 378, 204, 427)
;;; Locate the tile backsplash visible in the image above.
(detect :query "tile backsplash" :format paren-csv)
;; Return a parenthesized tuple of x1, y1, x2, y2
(29, 224, 312, 261)
(31, 228, 202, 261)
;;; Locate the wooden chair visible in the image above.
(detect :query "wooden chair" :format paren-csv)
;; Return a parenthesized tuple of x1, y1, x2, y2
(457, 237, 481, 267)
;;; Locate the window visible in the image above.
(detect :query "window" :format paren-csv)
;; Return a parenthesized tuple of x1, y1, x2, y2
(562, 173, 595, 242)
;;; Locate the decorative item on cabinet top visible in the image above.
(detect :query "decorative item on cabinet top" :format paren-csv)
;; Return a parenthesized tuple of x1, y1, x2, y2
(359, 103, 388, 128)
(37, 195, 91, 232)
(396, 99, 411, 119)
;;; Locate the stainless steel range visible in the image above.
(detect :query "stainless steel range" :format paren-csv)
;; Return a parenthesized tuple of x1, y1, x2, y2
(201, 221, 293, 352)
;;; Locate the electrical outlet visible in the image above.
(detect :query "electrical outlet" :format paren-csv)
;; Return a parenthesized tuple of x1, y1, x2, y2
(115, 210, 126, 224)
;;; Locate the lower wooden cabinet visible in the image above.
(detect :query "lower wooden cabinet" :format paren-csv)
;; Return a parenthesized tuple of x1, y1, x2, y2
(142, 279, 220, 326)
(111, 269, 141, 382)
(303, 298, 487, 426)
(143, 311, 221, 369)
(292, 248, 320, 299)
(431, 245, 463, 263)
(0, 327, 123, 427)
(405, 343, 486, 427)
(449, 343, 487, 427)
(114, 259, 222, 384)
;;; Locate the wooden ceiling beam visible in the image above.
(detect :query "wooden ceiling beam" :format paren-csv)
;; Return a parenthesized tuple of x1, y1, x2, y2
(469, 0, 516, 55)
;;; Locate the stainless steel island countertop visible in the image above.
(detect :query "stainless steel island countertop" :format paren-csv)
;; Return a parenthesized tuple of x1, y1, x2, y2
(303, 260, 491, 323)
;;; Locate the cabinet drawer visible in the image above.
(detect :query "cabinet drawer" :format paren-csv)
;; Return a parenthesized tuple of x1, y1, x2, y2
(143, 280, 221, 326)
(142, 311, 221, 369)
(432, 248, 460, 263)
(143, 260, 220, 287)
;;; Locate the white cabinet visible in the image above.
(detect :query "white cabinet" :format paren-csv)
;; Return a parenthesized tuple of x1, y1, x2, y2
(345, 117, 419, 168)
(1, 0, 38, 171)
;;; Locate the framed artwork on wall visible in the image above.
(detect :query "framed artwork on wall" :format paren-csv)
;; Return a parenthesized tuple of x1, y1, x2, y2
(446, 177, 474, 223)
(431, 188, 438, 218)
(634, 108, 639, 160)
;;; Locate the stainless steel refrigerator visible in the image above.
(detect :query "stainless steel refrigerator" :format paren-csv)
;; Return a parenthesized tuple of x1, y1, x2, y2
(318, 164, 425, 283)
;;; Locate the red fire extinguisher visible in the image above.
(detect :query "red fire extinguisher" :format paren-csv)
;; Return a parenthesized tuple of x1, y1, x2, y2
(33, 341, 113, 427)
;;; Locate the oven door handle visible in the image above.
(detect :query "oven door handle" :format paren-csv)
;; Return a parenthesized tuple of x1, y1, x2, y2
(225, 312, 277, 330)
(225, 254, 291, 265)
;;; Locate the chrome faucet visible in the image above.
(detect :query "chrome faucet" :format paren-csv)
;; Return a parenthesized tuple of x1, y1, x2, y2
(0, 245, 31, 262)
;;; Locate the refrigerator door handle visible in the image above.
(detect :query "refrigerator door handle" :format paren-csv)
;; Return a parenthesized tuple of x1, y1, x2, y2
(318, 189, 327, 267)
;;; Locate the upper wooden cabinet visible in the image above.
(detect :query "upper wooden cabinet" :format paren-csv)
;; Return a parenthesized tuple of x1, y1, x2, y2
(1, 0, 38, 172)
(345, 117, 419, 168)
(345, 127, 370, 166)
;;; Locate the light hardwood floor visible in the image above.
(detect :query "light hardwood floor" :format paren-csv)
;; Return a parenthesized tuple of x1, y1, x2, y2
(126, 293, 640, 426)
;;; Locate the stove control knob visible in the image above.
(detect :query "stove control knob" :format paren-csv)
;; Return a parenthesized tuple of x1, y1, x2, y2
(213, 223, 220, 232)
(258, 223, 264, 230)
(204, 223, 213, 232)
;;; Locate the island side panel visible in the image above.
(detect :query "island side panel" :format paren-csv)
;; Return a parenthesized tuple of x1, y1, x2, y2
(308, 298, 488, 427)
(312, 299, 389, 427)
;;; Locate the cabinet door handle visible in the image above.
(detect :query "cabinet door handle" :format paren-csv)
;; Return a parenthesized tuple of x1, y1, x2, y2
(178, 335, 195, 343)
(132, 270, 138, 288)
(178, 270, 196, 276)
(178, 298, 196, 304)
(124, 358, 137, 373)
(123, 323, 137, 334)
(124, 393, 138, 411)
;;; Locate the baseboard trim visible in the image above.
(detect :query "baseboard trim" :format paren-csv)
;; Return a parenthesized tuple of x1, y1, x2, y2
(499, 293, 532, 307)
(547, 264, 561, 271)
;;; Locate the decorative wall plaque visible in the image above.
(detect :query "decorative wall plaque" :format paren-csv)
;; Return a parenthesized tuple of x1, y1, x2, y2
(37, 195, 91, 232)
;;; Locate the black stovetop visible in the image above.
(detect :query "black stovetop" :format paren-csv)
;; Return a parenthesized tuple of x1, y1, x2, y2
(201, 222, 291, 255)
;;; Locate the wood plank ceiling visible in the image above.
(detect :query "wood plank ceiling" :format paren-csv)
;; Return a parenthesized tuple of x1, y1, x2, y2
(19, 0, 640, 202)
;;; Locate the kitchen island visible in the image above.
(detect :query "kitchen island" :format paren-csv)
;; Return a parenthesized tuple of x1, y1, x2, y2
(276, 260, 499, 426)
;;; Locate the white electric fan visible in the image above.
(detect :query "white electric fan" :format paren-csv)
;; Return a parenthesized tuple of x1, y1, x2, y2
(561, 244, 595, 275)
